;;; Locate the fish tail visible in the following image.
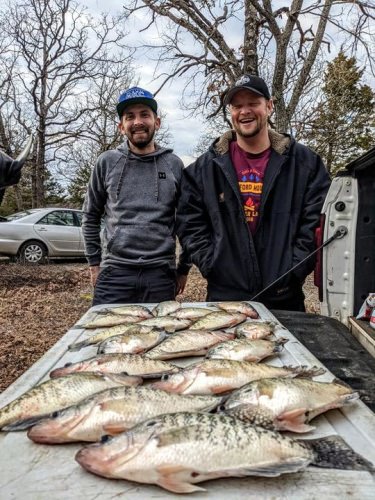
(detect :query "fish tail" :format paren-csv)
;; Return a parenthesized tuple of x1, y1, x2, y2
(68, 340, 88, 351)
(3, 415, 48, 431)
(290, 365, 326, 378)
(303, 435, 374, 471)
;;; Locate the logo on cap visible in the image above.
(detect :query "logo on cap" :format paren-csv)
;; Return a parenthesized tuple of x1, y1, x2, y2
(236, 75, 251, 86)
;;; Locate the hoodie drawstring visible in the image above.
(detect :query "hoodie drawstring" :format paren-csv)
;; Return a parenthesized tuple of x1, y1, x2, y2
(154, 157, 159, 202)
(116, 152, 129, 200)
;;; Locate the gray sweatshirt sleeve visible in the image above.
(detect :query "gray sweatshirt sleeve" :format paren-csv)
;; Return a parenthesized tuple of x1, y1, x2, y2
(82, 157, 107, 266)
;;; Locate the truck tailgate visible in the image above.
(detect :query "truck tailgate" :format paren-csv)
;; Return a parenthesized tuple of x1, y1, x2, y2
(0, 303, 374, 499)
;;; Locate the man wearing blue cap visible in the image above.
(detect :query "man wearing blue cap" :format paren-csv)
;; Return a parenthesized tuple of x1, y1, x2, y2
(82, 86, 190, 305)
(176, 74, 330, 311)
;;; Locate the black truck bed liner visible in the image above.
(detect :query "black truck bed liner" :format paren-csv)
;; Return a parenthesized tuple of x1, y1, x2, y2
(273, 311, 375, 412)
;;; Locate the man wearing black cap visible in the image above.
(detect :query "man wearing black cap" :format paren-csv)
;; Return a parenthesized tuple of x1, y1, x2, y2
(176, 74, 330, 311)
(82, 86, 190, 305)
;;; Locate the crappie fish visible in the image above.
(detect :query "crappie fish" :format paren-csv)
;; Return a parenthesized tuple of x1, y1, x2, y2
(76, 412, 373, 494)
(215, 301, 259, 318)
(190, 311, 246, 331)
(222, 378, 360, 432)
(170, 307, 217, 320)
(0, 372, 142, 431)
(145, 330, 235, 360)
(68, 324, 156, 351)
(98, 305, 152, 319)
(206, 338, 288, 362)
(139, 316, 191, 332)
(235, 320, 276, 339)
(153, 300, 181, 317)
(153, 359, 325, 395)
(27, 387, 222, 444)
(79, 314, 142, 329)
(50, 354, 180, 379)
(98, 330, 167, 355)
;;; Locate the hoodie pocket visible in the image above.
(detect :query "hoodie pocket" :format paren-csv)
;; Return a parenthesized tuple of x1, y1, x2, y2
(107, 223, 175, 261)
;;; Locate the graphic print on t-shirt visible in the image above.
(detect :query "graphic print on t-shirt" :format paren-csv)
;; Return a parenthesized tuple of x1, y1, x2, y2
(230, 141, 271, 234)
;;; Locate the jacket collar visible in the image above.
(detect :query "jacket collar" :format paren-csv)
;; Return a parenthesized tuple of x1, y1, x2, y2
(213, 129, 291, 156)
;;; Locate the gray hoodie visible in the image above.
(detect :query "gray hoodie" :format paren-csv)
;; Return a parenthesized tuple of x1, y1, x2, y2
(82, 142, 190, 274)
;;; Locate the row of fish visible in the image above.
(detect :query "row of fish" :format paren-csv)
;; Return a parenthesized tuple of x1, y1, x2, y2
(0, 300, 371, 494)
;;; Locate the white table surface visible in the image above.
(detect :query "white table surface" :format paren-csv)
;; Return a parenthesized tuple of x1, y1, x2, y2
(1, 302, 375, 499)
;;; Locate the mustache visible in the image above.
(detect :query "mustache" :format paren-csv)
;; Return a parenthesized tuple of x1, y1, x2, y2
(130, 126, 149, 133)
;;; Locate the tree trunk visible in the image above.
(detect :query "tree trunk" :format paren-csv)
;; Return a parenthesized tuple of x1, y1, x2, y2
(243, 1, 259, 75)
(36, 126, 45, 207)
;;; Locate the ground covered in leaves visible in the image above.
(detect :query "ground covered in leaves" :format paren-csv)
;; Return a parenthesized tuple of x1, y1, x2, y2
(0, 262, 318, 392)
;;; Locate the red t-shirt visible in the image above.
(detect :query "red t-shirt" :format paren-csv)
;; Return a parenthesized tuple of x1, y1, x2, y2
(229, 141, 271, 234)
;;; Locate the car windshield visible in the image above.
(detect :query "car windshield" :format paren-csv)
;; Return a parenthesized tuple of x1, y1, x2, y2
(4, 209, 41, 221)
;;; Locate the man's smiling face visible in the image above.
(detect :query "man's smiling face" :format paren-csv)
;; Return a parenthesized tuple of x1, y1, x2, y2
(119, 103, 160, 151)
(229, 89, 273, 139)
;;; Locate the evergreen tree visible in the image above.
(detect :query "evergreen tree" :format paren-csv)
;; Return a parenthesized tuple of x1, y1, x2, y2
(302, 52, 375, 174)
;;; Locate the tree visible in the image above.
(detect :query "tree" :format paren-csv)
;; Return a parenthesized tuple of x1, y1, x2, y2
(2, 0, 133, 207)
(301, 52, 375, 174)
(124, 0, 375, 133)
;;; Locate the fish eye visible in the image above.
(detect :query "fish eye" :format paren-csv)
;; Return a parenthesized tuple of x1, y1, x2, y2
(218, 405, 226, 412)
(100, 434, 112, 443)
(161, 374, 169, 380)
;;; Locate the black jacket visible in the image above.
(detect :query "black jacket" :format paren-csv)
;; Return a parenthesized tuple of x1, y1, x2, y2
(176, 130, 331, 301)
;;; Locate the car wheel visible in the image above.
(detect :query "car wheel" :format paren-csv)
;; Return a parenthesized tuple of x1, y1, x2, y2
(19, 240, 47, 264)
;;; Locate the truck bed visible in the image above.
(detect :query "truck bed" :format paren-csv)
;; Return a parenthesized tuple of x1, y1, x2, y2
(1, 303, 374, 499)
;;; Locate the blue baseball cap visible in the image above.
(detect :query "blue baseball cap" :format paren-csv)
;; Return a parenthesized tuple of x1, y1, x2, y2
(116, 87, 158, 118)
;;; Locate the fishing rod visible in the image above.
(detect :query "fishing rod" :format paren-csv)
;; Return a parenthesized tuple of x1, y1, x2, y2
(250, 225, 348, 301)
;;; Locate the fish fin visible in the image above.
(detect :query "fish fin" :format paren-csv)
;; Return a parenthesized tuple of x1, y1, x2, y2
(102, 422, 127, 435)
(221, 459, 310, 477)
(304, 435, 375, 471)
(275, 337, 289, 345)
(156, 466, 206, 493)
(277, 408, 315, 433)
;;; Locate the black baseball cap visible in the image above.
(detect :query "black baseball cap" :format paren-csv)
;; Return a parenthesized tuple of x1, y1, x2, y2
(224, 75, 271, 106)
(117, 87, 158, 118)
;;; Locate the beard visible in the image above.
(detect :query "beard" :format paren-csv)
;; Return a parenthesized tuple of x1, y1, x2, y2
(233, 116, 267, 139)
(127, 126, 156, 149)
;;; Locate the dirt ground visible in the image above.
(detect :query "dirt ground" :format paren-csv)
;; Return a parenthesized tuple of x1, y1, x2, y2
(0, 262, 319, 392)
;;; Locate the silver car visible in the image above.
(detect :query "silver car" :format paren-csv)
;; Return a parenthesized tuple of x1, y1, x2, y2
(0, 208, 85, 263)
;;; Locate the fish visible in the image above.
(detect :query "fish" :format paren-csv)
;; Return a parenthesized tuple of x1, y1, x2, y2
(97, 305, 152, 319)
(206, 338, 288, 362)
(221, 378, 360, 432)
(214, 301, 259, 318)
(68, 324, 156, 351)
(97, 330, 167, 355)
(27, 387, 222, 444)
(145, 330, 235, 360)
(170, 307, 217, 320)
(138, 316, 191, 332)
(235, 320, 276, 340)
(0, 372, 142, 431)
(152, 359, 325, 395)
(78, 314, 142, 329)
(50, 353, 180, 379)
(75, 412, 374, 494)
(189, 311, 246, 331)
(153, 300, 181, 317)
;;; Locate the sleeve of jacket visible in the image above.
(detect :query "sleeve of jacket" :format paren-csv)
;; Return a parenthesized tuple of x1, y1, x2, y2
(292, 153, 331, 281)
(0, 152, 22, 189)
(176, 159, 214, 277)
(82, 157, 107, 266)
